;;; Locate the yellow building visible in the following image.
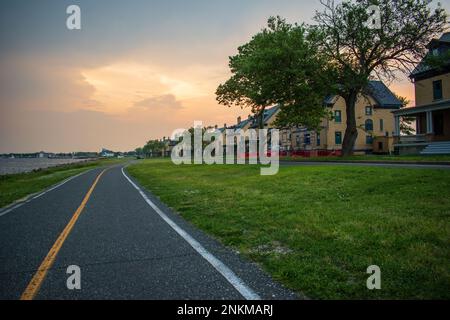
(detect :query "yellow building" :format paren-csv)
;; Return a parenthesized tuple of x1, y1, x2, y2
(279, 81, 402, 154)
(223, 81, 402, 155)
(393, 32, 450, 155)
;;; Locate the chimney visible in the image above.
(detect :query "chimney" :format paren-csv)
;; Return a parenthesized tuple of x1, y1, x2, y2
(224, 123, 227, 129)
(215, 125, 218, 129)
(237, 116, 242, 124)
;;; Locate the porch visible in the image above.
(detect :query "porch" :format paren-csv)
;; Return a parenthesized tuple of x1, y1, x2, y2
(393, 100, 450, 155)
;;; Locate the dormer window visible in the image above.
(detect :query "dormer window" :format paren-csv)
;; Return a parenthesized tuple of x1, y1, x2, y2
(433, 80, 443, 101)
(432, 48, 439, 56)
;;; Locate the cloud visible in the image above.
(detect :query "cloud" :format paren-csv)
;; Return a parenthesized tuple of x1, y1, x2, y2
(0, 54, 98, 113)
(81, 62, 215, 114)
(133, 94, 183, 109)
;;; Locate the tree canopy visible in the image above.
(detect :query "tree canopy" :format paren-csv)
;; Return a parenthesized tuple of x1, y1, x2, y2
(216, 16, 336, 130)
(143, 140, 166, 157)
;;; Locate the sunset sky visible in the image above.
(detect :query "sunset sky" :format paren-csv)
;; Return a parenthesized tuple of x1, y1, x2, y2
(1, 0, 449, 153)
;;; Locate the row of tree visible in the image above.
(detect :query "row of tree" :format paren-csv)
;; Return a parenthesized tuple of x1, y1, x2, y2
(216, 0, 447, 155)
(135, 140, 168, 158)
(136, 128, 212, 158)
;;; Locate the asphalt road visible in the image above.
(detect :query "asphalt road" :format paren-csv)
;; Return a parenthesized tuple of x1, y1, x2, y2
(0, 164, 296, 300)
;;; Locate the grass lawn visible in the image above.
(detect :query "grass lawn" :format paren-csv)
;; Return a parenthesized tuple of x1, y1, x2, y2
(282, 154, 450, 163)
(128, 159, 450, 299)
(0, 158, 126, 208)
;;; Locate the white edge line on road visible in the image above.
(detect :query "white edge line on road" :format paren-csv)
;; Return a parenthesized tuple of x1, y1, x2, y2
(121, 167, 261, 301)
(0, 169, 93, 218)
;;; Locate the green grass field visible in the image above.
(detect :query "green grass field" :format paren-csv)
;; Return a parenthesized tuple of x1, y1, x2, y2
(0, 158, 126, 208)
(128, 159, 450, 299)
(281, 154, 450, 163)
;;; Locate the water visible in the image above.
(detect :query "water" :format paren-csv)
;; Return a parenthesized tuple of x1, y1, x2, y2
(0, 158, 93, 175)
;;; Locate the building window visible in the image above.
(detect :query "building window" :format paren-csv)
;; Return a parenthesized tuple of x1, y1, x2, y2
(335, 132, 342, 145)
(366, 135, 374, 145)
(365, 106, 373, 116)
(433, 80, 443, 101)
(334, 110, 342, 123)
(305, 133, 311, 145)
(317, 133, 321, 146)
(365, 119, 374, 131)
(379, 119, 384, 132)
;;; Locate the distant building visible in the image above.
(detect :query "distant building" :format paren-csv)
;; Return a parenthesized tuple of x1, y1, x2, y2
(100, 148, 115, 158)
(213, 106, 280, 156)
(38, 151, 52, 158)
(161, 138, 178, 157)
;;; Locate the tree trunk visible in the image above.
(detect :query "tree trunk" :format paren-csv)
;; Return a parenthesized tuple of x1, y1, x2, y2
(342, 90, 359, 156)
(258, 107, 266, 129)
(256, 107, 266, 163)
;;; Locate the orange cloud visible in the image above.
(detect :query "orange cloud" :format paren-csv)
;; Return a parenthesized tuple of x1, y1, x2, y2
(80, 62, 222, 114)
(133, 94, 184, 109)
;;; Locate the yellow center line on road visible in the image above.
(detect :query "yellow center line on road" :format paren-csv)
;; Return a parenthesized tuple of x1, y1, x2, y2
(20, 168, 108, 300)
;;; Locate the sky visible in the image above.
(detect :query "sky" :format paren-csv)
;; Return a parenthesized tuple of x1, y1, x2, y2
(1, 0, 449, 153)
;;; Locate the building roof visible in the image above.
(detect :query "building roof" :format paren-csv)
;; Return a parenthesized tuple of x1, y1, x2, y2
(429, 32, 450, 46)
(324, 95, 338, 105)
(439, 32, 450, 43)
(392, 99, 450, 116)
(325, 81, 402, 109)
(235, 118, 252, 130)
(365, 81, 403, 109)
(262, 106, 280, 123)
(410, 32, 450, 79)
(249, 106, 280, 128)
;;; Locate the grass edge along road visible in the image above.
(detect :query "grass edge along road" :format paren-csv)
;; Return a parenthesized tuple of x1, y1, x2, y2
(127, 159, 450, 300)
(0, 159, 126, 209)
(281, 154, 450, 163)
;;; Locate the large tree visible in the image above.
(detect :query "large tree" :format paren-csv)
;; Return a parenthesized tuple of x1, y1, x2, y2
(313, 0, 447, 155)
(216, 17, 336, 130)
